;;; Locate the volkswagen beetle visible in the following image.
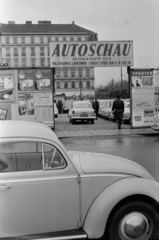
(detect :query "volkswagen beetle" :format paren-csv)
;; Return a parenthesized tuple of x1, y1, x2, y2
(0, 121, 159, 240)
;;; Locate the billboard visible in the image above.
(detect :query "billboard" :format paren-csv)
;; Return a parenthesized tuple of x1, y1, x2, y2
(50, 41, 133, 67)
(131, 69, 155, 128)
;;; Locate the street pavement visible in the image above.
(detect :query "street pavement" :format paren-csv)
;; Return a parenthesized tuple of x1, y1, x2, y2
(54, 114, 159, 138)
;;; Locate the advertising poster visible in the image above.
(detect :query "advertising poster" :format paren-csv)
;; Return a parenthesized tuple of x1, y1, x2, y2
(35, 93, 52, 106)
(153, 70, 159, 114)
(18, 93, 34, 115)
(0, 104, 11, 120)
(35, 106, 53, 123)
(131, 70, 155, 127)
(50, 41, 133, 67)
(18, 69, 53, 91)
(0, 74, 14, 103)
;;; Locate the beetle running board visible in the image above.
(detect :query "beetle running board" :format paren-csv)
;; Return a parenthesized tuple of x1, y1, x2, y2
(1, 229, 87, 240)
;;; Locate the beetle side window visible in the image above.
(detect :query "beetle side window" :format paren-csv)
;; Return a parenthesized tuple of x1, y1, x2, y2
(44, 144, 66, 170)
(0, 141, 43, 172)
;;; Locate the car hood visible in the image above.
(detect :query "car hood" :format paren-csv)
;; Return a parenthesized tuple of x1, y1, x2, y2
(69, 151, 154, 180)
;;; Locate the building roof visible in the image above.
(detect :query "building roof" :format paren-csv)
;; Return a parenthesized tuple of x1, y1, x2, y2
(0, 21, 94, 34)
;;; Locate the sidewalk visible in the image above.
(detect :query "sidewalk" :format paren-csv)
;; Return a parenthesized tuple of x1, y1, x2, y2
(55, 127, 159, 138)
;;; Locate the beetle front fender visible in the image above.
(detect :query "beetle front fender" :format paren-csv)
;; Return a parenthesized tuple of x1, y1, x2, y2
(83, 177, 159, 239)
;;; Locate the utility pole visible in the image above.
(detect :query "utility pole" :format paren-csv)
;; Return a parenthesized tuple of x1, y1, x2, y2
(120, 67, 123, 94)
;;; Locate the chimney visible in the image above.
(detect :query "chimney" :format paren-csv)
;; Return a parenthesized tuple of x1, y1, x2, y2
(38, 21, 51, 24)
(26, 21, 32, 24)
(8, 21, 15, 24)
(72, 21, 75, 25)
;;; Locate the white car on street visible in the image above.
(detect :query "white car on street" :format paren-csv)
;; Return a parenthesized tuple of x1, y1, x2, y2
(68, 100, 96, 124)
(0, 121, 159, 240)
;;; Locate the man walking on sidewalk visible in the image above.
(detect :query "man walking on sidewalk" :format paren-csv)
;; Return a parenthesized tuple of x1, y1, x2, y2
(112, 94, 124, 129)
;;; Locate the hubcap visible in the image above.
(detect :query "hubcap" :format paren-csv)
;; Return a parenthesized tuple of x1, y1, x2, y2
(118, 212, 152, 240)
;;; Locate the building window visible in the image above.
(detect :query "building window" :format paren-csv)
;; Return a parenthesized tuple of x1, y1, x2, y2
(21, 37, 25, 44)
(14, 58, 19, 66)
(21, 47, 26, 57)
(13, 48, 18, 57)
(22, 59, 26, 67)
(5, 37, 10, 44)
(40, 59, 45, 67)
(63, 71, 68, 77)
(40, 47, 45, 56)
(78, 69, 83, 77)
(64, 81, 68, 89)
(31, 47, 35, 56)
(71, 81, 75, 88)
(40, 37, 44, 44)
(13, 37, 18, 44)
(48, 36, 51, 43)
(56, 81, 61, 89)
(47, 47, 50, 56)
(6, 47, 11, 57)
(71, 71, 75, 77)
(86, 81, 90, 89)
(79, 80, 83, 88)
(78, 37, 81, 41)
(31, 58, 36, 67)
(56, 71, 61, 77)
(70, 37, 74, 41)
(86, 69, 90, 77)
(63, 37, 66, 41)
(31, 37, 34, 44)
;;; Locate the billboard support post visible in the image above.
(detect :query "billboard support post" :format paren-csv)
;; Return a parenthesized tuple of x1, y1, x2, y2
(52, 68, 55, 130)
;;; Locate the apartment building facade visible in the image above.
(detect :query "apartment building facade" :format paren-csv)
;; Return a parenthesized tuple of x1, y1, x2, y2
(0, 21, 97, 100)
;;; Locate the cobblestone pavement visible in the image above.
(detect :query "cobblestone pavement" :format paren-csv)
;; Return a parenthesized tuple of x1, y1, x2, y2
(54, 113, 158, 138)
(54, 113, 130, 131)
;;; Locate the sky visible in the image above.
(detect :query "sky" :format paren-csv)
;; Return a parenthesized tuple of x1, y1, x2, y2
(0, 0, 159, 87)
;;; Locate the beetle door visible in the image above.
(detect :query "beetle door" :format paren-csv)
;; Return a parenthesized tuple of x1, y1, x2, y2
(0, 140, 80, 238)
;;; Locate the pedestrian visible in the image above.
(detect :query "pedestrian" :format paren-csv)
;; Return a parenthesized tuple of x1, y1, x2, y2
(112, 94, 124, 130)
(93, 97, 99, 120)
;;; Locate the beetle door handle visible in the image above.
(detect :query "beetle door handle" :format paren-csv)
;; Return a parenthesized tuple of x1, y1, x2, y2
(0, 185, 12, 190)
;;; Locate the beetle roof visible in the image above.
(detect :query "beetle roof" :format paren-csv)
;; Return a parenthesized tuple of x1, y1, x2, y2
(0, 121, 59, 142)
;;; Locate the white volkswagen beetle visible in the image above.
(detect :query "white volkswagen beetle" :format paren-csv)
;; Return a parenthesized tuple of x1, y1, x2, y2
(0, 121, 159, 240)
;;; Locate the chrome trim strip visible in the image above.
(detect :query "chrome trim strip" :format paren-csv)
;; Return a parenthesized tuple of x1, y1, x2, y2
(80, 173, 129, 178)
(0, 175, 78, 184)
(36, 234, 87, 240)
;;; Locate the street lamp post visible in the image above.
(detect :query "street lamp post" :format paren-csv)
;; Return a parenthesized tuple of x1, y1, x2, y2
(79, 75, 82, 100)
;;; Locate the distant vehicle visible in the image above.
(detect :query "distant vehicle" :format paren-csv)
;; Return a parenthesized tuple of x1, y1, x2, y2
(0, 120, 159, 240)
(99, 99, 130, 124)
(151, 113, 159, 131)
(54, 102, 58, 118)
(68, 100, 96, 124)
(62, 100, 73, 113)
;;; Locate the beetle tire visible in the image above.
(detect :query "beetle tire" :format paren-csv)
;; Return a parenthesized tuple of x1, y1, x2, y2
(106, 200, 159, 240)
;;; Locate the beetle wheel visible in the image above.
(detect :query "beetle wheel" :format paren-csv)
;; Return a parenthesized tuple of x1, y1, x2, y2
(106, 200, 159, 240)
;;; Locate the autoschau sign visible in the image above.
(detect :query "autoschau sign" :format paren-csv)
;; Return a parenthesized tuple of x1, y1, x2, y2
(50, 41, 133, 67)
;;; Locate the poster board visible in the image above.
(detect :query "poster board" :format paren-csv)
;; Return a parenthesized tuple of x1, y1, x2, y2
(131, 69, 157, 128)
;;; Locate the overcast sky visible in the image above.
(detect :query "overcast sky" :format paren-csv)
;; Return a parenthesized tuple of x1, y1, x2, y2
(0, 0, 159, 87)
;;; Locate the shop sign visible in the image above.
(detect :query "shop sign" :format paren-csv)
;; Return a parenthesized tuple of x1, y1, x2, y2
(50, 41, 133, 67)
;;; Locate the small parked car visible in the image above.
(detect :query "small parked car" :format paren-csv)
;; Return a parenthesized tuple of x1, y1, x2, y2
(68, 100, 96, 124)
(151, 112, 159, 131)
(0, 121, 159, 240)
(62, 100, 73, 113)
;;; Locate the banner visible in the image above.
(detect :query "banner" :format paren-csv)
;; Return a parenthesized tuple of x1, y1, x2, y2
(50, 41, 133, 67)
(0, 74, 14, 103)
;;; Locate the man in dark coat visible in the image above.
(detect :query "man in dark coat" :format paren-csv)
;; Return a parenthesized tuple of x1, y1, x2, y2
(112, 94, 124, 129)
(93, 98, 99, 120)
